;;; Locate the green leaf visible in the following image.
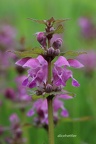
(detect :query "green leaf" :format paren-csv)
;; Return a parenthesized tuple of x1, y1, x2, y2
(54, 24, 64, 34)
(27, 18, 46, 24)
(60, 50, 87, 57)
(46, 24, 64, 35)
(8, 48, 44, 58)
(54, 18, 71, 24)
(32, 95, 44, 100)
(47, 90, 76, 98)
(32, 93, 50, 100)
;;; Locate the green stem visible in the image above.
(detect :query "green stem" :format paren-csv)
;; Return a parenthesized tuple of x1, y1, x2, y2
(47, 97, 54, 144)
(47, 61, 55, 144)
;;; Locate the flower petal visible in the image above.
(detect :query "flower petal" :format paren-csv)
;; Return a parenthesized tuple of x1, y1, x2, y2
(68, 59, 84, 68)
(22, 78, 29, 86)
(27, 109, 34, 117)
(23, 58, 39, 68)
(15, 57, 30, 66)
(58, 94, 73, 99)
(37, 55, 47, 66)
(72, 78, 80, 87)
(54, 56, 70, 67)
(61, 109, 69, 117)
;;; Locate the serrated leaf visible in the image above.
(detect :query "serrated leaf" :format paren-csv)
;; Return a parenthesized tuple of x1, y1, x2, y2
(54, 24, 64, 34)
(27, 18, 46, 24)
(54, 18, 71, 24)
(60, 51, 87, 57)
(60, 116, 92, 123)
(8, 48, 44, 58)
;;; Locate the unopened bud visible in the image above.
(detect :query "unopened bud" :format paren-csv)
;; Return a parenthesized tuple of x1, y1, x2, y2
(4, 88, 15, 101)
(52, 38, 63, 49)
(46, 84, 52, 93)
(16, 128, 22, 138)
(36, 32, 47, 47)
(47, 47, 54, 56)
(54, 49, 60, 56)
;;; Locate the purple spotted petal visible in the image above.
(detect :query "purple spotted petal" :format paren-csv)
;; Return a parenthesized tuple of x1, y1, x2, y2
(68, 59, 84, 68)
(27, 109, 35, 117)
(61, 109, 69, 117)
(15, 57, 30, 66)
(72, 78, 80, 87)
(54, 56, 70, 67)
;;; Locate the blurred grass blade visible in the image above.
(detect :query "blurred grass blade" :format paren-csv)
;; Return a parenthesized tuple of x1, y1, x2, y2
(61, 116, 92, 123)
(27, 18, 46, 24)
(54, 18, 71, 24)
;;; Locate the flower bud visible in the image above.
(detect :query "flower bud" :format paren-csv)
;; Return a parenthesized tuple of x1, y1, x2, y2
(47, 47, 54, 56)
(46, 84, 52, 93)
(54, 49, 60, 56)
(52, 38, 63, 49)
(36, 32, 47, 47)
(4, 88, 15, 101)
(16, 128, 22, 139)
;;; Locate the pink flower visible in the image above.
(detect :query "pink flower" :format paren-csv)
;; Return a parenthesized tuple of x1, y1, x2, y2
(78, 17, 96, 40)
(0, 24, 16, 48)
(4, 76, 31, 104)
(16, 55, 48, 88)
(53, 56, 84, 87)
(77, 50, 96, 75)
(27, 92, 72, 126)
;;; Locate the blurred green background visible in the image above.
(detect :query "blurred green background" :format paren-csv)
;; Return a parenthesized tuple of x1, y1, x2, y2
(0, 0, 96, 144)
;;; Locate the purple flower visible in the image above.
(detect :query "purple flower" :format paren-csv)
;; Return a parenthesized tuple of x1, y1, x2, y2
(0, 24, 17, 48)
(16, 55, 48, 88)
(9, 113, 26, 143)
(4, 76, 31, 105)
(77, 50, 96, 75)
(0, 24, 17, 69)
(53, 56, 84, 87)
(27, 92, 72, 126)
(78, 17, 96, 40)
(9, 113, 20, 124)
